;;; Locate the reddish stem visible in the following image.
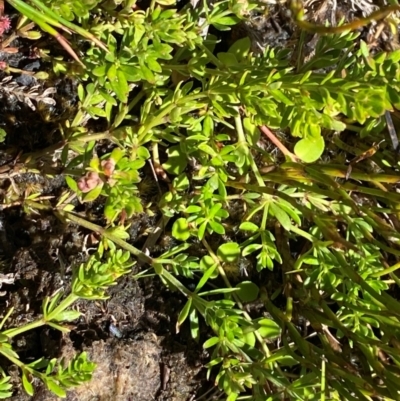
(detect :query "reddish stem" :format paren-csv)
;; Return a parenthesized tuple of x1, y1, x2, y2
(258, 125, 300, 162)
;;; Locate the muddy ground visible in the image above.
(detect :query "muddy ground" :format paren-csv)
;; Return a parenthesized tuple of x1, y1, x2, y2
(0, 0, 392, 400)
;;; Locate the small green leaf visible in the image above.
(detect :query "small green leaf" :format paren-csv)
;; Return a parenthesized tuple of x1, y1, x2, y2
(294, 134, 325, 163)
(0, 128, 6, 143)
(228, 37, 251, 62)
(173, 174, 189, 191)
(22, 371, 34, 396)
(172, 218, 190, 241)
(120, 64, 141, 81)
(133, 24, 146, 46)
(189, 308, 200, 342)
(176, 299, 192, 332)
(217, 242, 240, 263)
(163, 145, 187, 175)
(270, 203, 292, 231)
(82, 184, 103, 202)
(217, 52, 238, 66)
(236, 281, 259, 303)
(359, 40, 369, 58)
(242, 243, 262, 256)
(87, 106, 107, 117)
(77, 84, 84, 101)
(209, 220, 225, 234)
(107, 65, 128, 103)
(203, 336, 220, 348)
(203, 115, 214, 137)
(212, 16, 239, 26)
(227, 393, 238, 401)
(110, 147, 125, 163)
(186, 205, 202, 213)
(52, 310, 82, 322)
(200, 255, 216, 271)
(239, 222, 259, 232)
(140, 62, 155, 83)
(147, 57, 162, 73)
(243, 331, 256, 347)
(256, 318, 281, 339)
(106, 64, 117, 80)
(198, 221, 207, 240)
(269, 89, 294, 106)
(27, 357, 49, 370)
(92, 64, 107, 77)
(243, 117, 259, 146)
(46, 379, 66, 398)
(196, 264, 218, 291)
(156, 0, 176, 5)
(65, 176, 78, 192)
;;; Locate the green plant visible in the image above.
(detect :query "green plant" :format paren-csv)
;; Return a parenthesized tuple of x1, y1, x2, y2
(66, 146, 148, 223)
(0, 244, 133, 397)
(6, 0, 108, 64)
(5, 0, 400, 399)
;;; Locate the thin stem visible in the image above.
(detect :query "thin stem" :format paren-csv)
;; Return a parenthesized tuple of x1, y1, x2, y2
(138, 103, 176, 141)
(7, 0, 84, 65)
(46, 293, 79, 321)
(296, 29, 306, 73)
(234, 115, 265, 187)
(292, 2, 400, 35)
(0, 308, 13, 331)
(0, 347, 24, 367)
(126, 89, 145, 114)
(3, 319, 46, 338)
(197, 42, 225, 69)
(55, 210, 154, 265)
(23, 0, 108, 51)
(138, 93, 207, 141)
(371, 261, 400, 278)
(259, 125, 299, 162)
(71, 81, 99, 127)
(69, 131, 113, 143)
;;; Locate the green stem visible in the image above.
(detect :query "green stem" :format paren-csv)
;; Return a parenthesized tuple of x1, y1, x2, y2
(197, 42, 225, 69)
(295, 29, 306, 73)
(234, 115, 265, 187)
(0, 347, 24, 367)
(7, 0, 65, 30)
(152, 142, 161, 167)
(3, 319, 46, 338)
(138, 93, 206, 141)
(19, 0, 108, 51)
(55, 210, 154, 265)
(127, 90, 145, 113)
(6, 0, 84, 65)
(371, 261, 400, 277)
(72, 81, 99, 127)
(138, 104, 176, 141)
(69, 131, 113, 143)
(2, 293, 79, 338)
(46, 293, 79, 321)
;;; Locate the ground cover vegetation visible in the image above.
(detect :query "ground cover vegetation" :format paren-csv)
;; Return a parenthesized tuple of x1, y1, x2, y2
(0, 0, 400, 399)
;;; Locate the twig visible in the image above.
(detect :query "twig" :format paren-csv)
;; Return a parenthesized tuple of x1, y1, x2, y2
(258, 125, 300, 162)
